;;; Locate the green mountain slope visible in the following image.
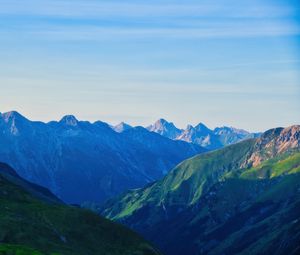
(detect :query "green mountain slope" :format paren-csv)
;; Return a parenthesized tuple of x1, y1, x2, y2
(101, 125, 300, 255)
(0, 163, 161, 255)
(146, 154, 300, 255)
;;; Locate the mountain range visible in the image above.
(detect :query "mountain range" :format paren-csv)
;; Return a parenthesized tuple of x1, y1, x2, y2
(0, 111, 204, 205)
(147, 118, 260, 150)
(1, 110, 298, 254)
(0, 111, 258, 205)
(0, 162, 161, 255)
(102, 125, 300, 255)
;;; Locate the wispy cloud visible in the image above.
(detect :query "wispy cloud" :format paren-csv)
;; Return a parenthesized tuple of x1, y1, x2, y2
(1, 0, 299, 41)
(3, 22, 296, 42)
(0, 0, 297, 19)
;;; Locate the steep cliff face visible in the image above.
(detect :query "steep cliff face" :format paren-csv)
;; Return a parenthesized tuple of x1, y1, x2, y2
(246, 125, 300, 167)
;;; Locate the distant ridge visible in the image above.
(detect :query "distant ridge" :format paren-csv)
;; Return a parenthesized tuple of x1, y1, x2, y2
(0, 111, 204, 205)
(0, 111, 259, 146)
(147, 118, 260, 149)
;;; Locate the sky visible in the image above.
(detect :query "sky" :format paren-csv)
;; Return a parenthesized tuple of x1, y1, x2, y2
(0, 0, 299, 132)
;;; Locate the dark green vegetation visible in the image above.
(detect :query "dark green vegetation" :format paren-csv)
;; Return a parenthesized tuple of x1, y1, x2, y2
(0, 163, 161, 255)
(102, 125, 300, 255)
(0, 244, 44, 255)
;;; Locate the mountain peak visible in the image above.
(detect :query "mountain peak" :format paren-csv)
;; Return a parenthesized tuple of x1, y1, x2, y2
(247, 125, 300, 167)
(261, 125, 300, 145)
(176, 123, 222, 149)
(147, 119, 182, 139)
(214, 126, 250, 135)
(185, 124, 194, 131)
(156, 118, 168, 124)
(195, 122, 210, 132)
(114, 122, 132, 133)
(59, 115, 79, 126)
(0, 111, 29, 135)
(149, 118, 171, 129)
(1, 111, 28, 123)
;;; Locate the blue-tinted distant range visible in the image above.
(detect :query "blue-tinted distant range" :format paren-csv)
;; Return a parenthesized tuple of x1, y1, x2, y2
(0, 0, 299, 131)
(0, 110, 260, 204)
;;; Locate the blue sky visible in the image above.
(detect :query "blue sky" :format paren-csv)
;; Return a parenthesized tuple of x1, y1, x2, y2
(0, 0, 299, 131)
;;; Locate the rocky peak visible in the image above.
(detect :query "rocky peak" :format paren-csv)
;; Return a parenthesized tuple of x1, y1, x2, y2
(114, 122, 132, 133)
(156, 118, 168, 125)
(194, 122, 211, 134)
(256, 126, 299, 151)
(151, 119, 173, 130)
(247, 125, 300, 167)
(0, 111, 29, 135)
(147, 119, 182, 139)
(1, 111, 28, 123)
(185, 124, 194, 131)
(59, 115, 79, 127)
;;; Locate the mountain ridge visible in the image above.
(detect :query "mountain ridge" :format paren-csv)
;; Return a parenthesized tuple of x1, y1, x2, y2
(0, 162, 161, 255)
(146, 118, 260, 149)
(0, 111, 205, 205)
(101, 125, 300, 255)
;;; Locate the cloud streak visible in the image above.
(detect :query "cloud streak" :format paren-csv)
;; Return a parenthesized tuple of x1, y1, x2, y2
(1, 0, 299, 41)
(3, 22, 296, 42)
(0, 0, 297, 19)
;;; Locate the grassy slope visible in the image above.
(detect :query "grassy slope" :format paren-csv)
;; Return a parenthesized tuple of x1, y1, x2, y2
(209, 174, 300, 255)
(0, 244, 44, 255)
(240, 152, 300, 179)
(101, 131, 300, 255)
(0, 167, 161, 255)
(136, 153, 300, 255)
(103, 139, 255, 221)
